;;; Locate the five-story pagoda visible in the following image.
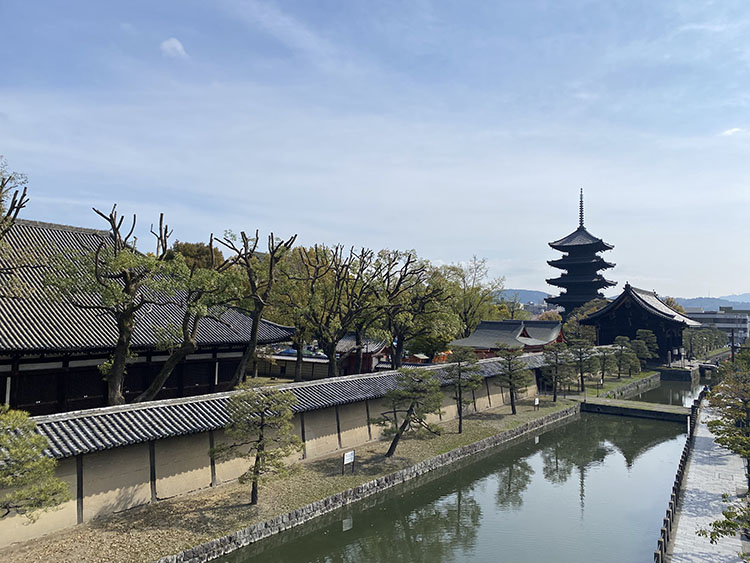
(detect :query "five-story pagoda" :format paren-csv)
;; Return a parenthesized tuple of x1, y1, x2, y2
(545, 191, 615, 318)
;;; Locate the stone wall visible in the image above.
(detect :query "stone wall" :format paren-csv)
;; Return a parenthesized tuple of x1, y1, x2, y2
(603, 372, 660, 400)
(156, 404, 579, 563)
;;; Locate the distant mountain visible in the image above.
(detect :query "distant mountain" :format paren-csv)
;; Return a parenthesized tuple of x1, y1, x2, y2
(674, 297, 750, 311)
(498, 289, 551, 304)
(719, 293, 750, 304)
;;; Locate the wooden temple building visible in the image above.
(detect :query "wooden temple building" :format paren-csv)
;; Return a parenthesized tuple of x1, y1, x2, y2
(0, 220, 296, 416)
(546, 191, 616, 318)
(450, 320, 565, 358)
(581, 283, 701, 361)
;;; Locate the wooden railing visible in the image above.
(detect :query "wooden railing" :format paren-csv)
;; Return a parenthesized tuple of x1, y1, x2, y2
(653, 388, 706, 563)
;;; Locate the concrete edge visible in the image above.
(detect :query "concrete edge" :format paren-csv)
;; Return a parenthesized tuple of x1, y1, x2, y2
(154, 404, 581, 563)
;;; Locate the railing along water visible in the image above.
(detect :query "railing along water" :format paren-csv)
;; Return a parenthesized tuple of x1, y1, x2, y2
(653, 387, 706, 563)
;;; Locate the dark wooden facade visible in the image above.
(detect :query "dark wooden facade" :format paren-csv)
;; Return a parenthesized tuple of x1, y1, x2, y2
(580, 283, 701, 361)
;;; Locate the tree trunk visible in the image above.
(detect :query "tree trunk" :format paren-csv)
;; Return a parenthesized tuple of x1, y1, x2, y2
(385, 403, 414, 457)
(552, 372, 558, 402)
(353, 331, 363, 375)
(135, 341, 196, 402)
(231, 306, 263, 387)
(392, 336, 405, 369)
(251, 419, 264, 505)
(457, 382, 463, 434)
(325, 343, 338, 378)
(294, 343, 303, 382)
(509, 384, 517, 415)
(579, 369, 586, 393)
(108, 316, 134, 405)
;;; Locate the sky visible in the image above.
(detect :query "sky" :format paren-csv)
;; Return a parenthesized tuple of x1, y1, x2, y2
(1, 1, 750, 298)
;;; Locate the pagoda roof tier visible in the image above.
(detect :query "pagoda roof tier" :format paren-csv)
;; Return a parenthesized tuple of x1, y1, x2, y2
(548, 226, 613, 252)
(545, 293, 605, 306)
(546, 275, 617, 288)
(547, 256, 615, 270)
(581, 283, 701, 327)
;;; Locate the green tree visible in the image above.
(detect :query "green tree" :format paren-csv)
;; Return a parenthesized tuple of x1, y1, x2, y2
(537, 310, 562, 321)
(595, 346, 616, 384)
(445, 347, 483, 434)
(494, 345, 532, 415)
(441, 256, 504, 338)
(49, 207, 175, 405)
(635, 329, 659, 359)
(568, 339, 595, 392)
(562, 299, 608, 343)
(629, 339, 653, 367)
(663, 296, 686, 314)
(211, 386, 302, 505)
(378, 368, 444, 457)
(167, 240, 225, 270)
(218, 230, 297, 384)
(134, 243, 242, 402)
(613, 336, 634, 379)
(542, 342, 573, 401)
(0, 406, 70, 519)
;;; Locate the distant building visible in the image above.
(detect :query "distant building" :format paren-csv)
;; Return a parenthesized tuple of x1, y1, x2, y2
(450, 320, 565, 358)
(686, 308, 750, 344)
(545, 190, 616, 318)
(581, 283, 700, 361)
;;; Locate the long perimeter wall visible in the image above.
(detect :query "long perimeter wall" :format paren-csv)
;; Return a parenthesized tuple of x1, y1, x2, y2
(0, 372, 536, 548)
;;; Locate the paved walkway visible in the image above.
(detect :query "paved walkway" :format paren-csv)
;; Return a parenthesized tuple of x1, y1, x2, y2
(668, 404, 748, 562)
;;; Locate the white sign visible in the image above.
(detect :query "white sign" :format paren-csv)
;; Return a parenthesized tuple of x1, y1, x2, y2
(344, 450, 355, 465)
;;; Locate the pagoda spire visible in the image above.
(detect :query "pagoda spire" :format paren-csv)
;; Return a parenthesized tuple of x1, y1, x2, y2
(579, 188, 584, 227)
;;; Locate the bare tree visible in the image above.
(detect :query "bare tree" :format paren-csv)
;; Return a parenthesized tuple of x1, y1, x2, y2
(0, 157, 30, 278)
(218, 230, 297, 386)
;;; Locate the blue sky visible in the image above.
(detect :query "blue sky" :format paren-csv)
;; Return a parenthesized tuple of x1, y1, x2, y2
(2, 1, 749, 297)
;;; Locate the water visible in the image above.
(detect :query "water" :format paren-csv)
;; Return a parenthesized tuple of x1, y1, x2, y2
(221, 414, 685, 563)
(633, 378, 704, 407)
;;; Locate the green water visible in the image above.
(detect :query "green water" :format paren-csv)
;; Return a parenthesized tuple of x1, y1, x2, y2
(633, 379, 704, 407)
(221, 414, 685, 563)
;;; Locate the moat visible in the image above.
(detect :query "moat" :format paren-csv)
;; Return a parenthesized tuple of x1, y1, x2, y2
(221, 412, 685, 563)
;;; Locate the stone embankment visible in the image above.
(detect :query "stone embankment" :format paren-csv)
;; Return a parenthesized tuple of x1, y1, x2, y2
(602, 372, 660, 399)
(156, 405, 580, 563)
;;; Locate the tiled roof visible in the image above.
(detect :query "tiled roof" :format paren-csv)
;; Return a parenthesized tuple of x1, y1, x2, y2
(583, 283, 701, 327)
(0, 220, 294, 353)
(549, 226, 613, 251)
(335, 333, 390, 355)
(450, 320, 562, 349)
(32, 353, 546, 459)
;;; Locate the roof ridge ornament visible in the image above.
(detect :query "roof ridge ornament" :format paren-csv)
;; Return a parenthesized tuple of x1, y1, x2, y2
(579, 188, 584, 227)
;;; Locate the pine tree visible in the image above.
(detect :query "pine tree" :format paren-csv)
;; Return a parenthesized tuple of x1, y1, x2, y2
(445, 347, 483, 433)
(494, 345, 532, 415)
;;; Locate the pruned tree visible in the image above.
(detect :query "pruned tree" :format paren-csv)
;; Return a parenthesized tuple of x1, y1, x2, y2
(594, 347, 616, 389)
(568, 338, 595, 392)
(0, 406, 70, 519)
(445, 347, 483, 433)
(378, 368, 443, 457)
(635, 329, 659, 360)
(49, 206, 174, 405)
(218, 229, 297, 385)
(211, 386, 302, 505)
(0, 157, 29, 246)
(612, 336, 640, 379)
(134, 236, 242, 402)
(441, 256, 504, 338)
(542, 342, 573, 401)
(0, 157, 30, 282)
(494, 345, 532, 415)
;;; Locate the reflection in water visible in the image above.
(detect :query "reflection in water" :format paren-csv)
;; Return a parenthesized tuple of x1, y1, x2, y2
(495, 459, 534, 509)
(633, 378, 704, 407)
(223, 415, 685, 563)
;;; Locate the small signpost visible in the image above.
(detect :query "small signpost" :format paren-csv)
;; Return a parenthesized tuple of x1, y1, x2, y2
(342, 450, 355, 475)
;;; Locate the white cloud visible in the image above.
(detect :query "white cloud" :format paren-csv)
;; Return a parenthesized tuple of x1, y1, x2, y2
(160, 37, 189, 59)
(720, 127, 744, 136)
